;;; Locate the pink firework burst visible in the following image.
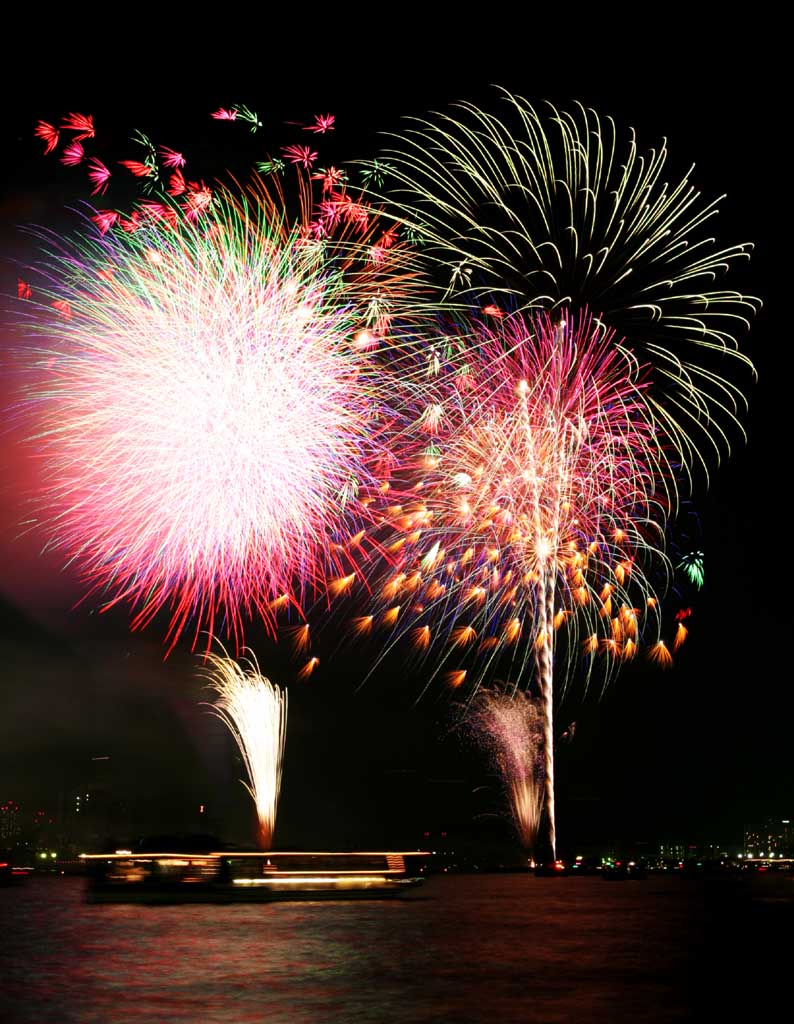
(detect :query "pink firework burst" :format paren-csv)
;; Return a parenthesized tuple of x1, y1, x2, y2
(86, 158, 111, 196)
(22, 179, 424, 652)
(372, 312, 669, 668)
(304, 114, 335, 134)
(158, 145, 186, 169)
(60, 140, 85, 166)
(282, 144, 318, 169)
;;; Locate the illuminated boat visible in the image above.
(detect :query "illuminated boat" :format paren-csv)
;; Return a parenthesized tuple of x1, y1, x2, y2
(81, 850, 427, 902)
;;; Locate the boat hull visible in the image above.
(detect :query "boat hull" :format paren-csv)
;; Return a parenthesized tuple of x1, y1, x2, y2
(82, 850, 427, 903)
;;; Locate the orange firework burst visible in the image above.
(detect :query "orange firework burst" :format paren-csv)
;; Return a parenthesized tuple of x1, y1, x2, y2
(297, 656, 320, 680)
(648, 641, 673, 668)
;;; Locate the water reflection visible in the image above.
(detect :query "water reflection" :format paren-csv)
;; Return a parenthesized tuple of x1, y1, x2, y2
(0, 873, 737, 1023)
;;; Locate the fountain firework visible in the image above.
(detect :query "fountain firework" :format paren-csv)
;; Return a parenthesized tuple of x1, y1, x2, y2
(468, 689, 543, 853)
(204, 648, 288, 850)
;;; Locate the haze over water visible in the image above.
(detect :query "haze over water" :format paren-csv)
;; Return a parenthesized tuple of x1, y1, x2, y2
(3, 873, 788, 1022)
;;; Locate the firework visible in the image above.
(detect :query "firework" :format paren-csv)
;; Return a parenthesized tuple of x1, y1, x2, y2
(20, 174, 426, 650)
(467, 689, 543, 853)
(367, 311, 670, 856)
(374, 89, 757, 475)
(677, 551, 705, 589)
(357, 90, 760, 856)
(204, 647, 287, 850)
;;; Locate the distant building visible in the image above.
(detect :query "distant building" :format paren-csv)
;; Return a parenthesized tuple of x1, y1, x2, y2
(744, 818, 793, 858)
(659, 843, 687, 862)
(0, 800, 22, 844)
(0, 800, 59, 849)
(658, 840, 736, 862)
(694, 841, 732, 860)
(67, 756, 130, 849)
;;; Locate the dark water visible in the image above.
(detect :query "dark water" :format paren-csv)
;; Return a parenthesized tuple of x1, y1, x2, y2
(1, 873, 790, 1023)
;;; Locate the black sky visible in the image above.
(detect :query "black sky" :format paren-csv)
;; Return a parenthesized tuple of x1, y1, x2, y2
(0, 18, 787, 852)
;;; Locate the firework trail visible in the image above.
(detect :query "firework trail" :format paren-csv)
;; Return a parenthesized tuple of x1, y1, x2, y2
(468, 689, 543, 853)
(371, 88, 758, 478)
(365, 311, 671, 856)
(19, 174, 427, 651)
(203, 647, 287, 850)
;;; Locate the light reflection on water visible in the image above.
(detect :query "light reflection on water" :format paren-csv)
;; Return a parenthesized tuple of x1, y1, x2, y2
(0, 873, 747, 1023)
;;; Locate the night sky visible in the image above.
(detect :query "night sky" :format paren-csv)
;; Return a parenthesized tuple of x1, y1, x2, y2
(0, 20, 786, 854)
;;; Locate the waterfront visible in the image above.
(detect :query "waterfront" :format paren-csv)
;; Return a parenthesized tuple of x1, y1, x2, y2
(2, 872, 790, 1022)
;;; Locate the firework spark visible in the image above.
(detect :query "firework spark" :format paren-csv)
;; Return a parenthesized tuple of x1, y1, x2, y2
(35, 121, 60, 154)
(203, 648, 287, 850)
(20, 175, 426, 651)
(677, 551, 705, 589)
